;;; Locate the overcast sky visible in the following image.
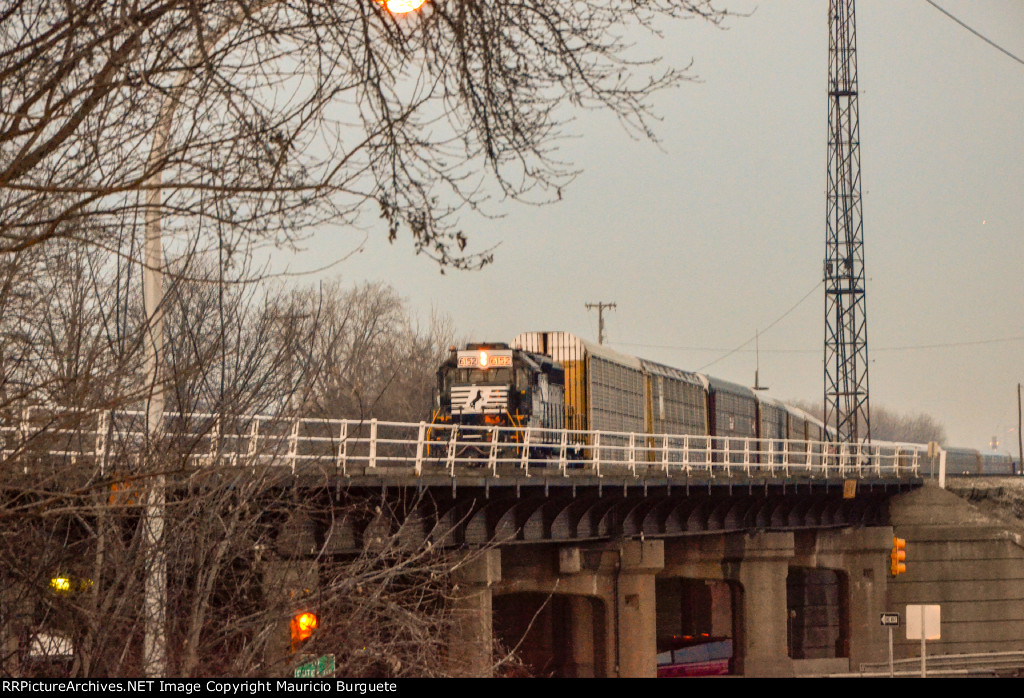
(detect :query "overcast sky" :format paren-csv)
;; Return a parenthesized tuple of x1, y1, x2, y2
(283, 0, 1023, 452)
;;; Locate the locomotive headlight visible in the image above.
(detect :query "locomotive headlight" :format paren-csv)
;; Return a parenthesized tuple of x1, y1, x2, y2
(479, 351, 489, 368)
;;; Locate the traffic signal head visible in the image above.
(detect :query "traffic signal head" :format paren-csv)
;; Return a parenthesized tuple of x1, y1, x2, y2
(290, 611, 318, 651)
(890, 536, 906, 576)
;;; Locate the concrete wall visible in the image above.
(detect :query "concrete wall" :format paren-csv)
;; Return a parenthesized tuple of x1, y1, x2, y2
(887, 483, 1024, 660)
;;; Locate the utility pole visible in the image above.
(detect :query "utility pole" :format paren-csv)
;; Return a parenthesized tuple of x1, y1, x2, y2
(1018, 383, 1022, 475)
(823, 0, 871, 443)
(585, 302, 616, 345)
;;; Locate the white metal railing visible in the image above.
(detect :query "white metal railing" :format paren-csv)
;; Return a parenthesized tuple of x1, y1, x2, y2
(856, 650, 1024, 677)
(0, 407, 926, 480)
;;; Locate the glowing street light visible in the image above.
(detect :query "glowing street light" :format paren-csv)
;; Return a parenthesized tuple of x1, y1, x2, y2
(384, 0, 427, 13)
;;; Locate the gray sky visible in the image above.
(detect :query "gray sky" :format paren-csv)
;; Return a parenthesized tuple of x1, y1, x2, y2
(284, 0, 1024, 452)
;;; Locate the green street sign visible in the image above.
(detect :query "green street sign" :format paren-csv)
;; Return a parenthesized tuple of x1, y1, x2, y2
(295, 653, 336, 678)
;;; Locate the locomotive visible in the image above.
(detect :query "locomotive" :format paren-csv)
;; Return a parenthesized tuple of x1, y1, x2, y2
(432, 343, 566, 432)
(432, 331, 1016, 475)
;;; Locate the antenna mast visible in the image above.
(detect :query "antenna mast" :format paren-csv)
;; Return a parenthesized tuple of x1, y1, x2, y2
(824, 0, 871, 443)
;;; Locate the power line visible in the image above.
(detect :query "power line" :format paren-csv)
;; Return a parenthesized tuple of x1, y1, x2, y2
(694, 282, 822, 371)
(924, 0, 1024, 67)
(612, 334, 1024, 356)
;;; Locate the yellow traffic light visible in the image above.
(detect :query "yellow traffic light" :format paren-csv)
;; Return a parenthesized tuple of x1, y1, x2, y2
(290, 611, 318, 651)
(890, 536, 906, 577)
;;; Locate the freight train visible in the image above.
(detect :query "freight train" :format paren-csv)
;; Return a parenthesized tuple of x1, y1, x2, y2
(431, 331, 1015, 475)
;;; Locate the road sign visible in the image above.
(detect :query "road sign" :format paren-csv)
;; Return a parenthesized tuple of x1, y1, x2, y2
(906, 605, 940, 640)
(843, 479, 857, 499)
(880, 612, 900, 627)
(295, 653, 335, 678)
(906, 605, 941, 678)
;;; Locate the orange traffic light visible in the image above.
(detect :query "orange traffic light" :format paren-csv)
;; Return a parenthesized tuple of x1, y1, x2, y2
(291, 611, 318, 651)
(383, 0, 427, 14)
(890, 536, 906, 577)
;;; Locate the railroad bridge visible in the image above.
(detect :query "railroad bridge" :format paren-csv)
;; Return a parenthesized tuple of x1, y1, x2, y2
(12, 410, 1024, 677)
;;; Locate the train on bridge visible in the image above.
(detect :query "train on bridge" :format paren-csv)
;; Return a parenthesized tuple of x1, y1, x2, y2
(432, 330, 1015, 475)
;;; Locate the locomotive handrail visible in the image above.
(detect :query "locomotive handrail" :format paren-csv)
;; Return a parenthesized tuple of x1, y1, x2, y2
(0, 407, 932, 481)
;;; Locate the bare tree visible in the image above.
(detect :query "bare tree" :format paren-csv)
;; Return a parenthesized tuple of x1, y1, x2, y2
(793, 401, 948, 446)
(271, 280, 451, 422)
(2, 1, 730, 270)
(1, 266, 478, 678)
(2, 0, 735, 678)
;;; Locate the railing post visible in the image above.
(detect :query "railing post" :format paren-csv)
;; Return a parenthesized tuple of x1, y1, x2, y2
(20, 406, 32, 474)
(559, 429, 568, 475)
(247, 418, 260, 458)
(660, 434, 669, 475)
(95, 410, 109, 476)
(683, 434, 691, 474)
(591, 431, 601, 478)
(488, 428, 499, 475)
(415, 421, 426, 476)
(520, 427, 532, 477)
(446, 425, 459, 476)
(288, 420, 300, 474)
(336, 420, 348, 475)
(628, 432, 637, 476)
(369, 418, 378, 469)
(207, 415, 220, 466)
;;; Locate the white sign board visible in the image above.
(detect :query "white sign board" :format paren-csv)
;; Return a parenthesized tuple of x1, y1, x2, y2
(906, 604, 941, 640)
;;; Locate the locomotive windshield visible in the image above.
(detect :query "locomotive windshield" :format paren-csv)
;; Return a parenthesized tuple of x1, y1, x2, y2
(453, 367, 513, 384)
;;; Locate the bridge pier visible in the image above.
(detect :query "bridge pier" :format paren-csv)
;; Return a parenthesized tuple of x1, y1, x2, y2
(727, 532, 796, 676)
(615, 540, 664, 677)
(449, 549, 502, 677)
(486, 526, 893, 677)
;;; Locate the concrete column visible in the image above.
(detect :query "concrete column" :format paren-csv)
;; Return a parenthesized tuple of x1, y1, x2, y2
(615, 540, 664, 677)
(567, 596, 596, 677)
(724, 532, 795, 677)
(449, 548, 501, 677)
(808, 526, 893, 670)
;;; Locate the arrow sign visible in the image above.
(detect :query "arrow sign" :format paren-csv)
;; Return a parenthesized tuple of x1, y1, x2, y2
(880, 612, 901, 627)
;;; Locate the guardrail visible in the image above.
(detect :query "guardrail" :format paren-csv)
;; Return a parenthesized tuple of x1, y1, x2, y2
(855, 650, 1024, 677)
(0, 407, 926, 480)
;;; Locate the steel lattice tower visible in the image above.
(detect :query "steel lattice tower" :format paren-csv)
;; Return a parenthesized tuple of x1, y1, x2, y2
(824, 0, 871, 443)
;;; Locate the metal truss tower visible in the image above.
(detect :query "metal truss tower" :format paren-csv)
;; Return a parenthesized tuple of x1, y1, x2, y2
(824, 0, 871, 443)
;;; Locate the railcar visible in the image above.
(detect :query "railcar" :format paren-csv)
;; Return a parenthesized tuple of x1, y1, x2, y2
(706, 376, 757, 463)
(757, 394, 788, 464)
(980, 451, 1015, 475)
(936, 446, 981, 476)
(512, 332, 649, 443)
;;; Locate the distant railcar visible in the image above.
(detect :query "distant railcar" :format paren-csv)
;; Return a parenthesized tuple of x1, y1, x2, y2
(980, 451, 1014, 476)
